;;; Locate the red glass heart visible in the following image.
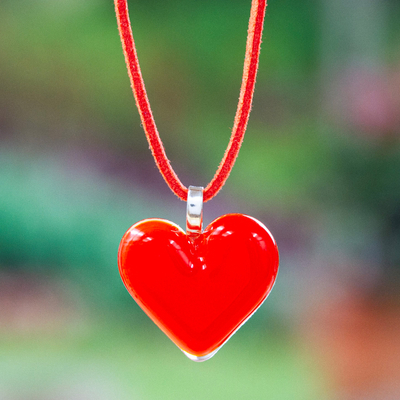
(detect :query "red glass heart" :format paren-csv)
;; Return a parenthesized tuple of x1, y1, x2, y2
(118, 213, 279, 361)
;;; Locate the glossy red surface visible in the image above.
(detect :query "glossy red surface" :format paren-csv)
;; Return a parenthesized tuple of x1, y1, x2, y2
(118, 213, 279, 358)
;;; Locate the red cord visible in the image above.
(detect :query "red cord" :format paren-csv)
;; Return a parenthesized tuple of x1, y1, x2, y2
(115, 0, 266, 202)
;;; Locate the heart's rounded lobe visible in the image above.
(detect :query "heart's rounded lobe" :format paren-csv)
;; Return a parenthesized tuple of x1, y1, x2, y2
(118, 213, 279, 359)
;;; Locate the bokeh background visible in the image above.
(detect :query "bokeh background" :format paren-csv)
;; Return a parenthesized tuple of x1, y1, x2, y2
(1, 0, 400, 399)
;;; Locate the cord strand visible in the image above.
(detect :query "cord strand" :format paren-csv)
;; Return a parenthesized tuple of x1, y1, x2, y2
(115, 0, 267, 202)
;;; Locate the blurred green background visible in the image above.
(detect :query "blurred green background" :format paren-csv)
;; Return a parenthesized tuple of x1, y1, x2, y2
(1, 0, 400, 398)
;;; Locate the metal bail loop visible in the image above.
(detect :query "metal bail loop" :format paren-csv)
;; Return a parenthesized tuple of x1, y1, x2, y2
(186, 186, 203, 238)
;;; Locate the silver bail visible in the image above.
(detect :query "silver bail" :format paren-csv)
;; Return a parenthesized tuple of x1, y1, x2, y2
(186, 186, 203, 238)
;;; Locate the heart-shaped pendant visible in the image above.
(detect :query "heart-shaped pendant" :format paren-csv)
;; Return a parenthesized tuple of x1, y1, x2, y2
(118, 188, 279, 361)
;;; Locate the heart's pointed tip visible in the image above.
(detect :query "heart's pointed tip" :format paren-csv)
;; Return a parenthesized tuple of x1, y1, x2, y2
(182, 347, 220, 362)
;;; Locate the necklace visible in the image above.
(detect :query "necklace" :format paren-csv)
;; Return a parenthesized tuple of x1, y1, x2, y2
(115, 0, 279, 362)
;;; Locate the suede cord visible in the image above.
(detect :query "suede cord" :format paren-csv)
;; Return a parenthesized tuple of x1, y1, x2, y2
(115, 0, 267, 202)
